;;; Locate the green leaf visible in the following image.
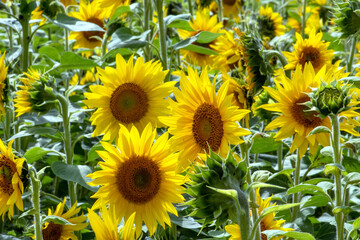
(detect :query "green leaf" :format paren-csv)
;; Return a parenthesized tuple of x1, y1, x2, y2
(9, 127, 58, 140)
(168, 19, 194, 31)
(267, 168, 295, 181)
(196, 31, 223, 44)
(182, 44, 218, 55)
(42, 215, 74, 225)
(303, 178, 332, 185)
(353, 217, 360, 230)
(263, 230, 315, 240)
(164, 14, 191, 26)
(307, 126, 331, 136)
(169, 215, 202, 229)
(0, 235, 21, 240)
(38, 46, 61, 61)
(247, 182, 285, 192)
(108, 28, 150, 49)
(110, 5, 131, 22)
(260, 202, 301, 219)
(101, 48, 133, 61)
(60, 52, 98, 70)
(51, 162, 99, 192)
(53, 13, 105, 32)
(339, 76, 360, 88)
(24, 147, 51, 164)
(0, 18, 22, 33)
(170, 36, 198, 51)
(332, 206, 352, 215)
(250, 135, 282, 154)
(343, 155, 360, 173)
(324, 163, 345, 176)
(302, 195, 331, 208)
(18, 208, 36, 219)
(287, 184, 326, 195)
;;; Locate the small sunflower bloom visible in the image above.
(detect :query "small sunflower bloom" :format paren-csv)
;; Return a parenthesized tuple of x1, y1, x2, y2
(258, 6, 286, 41)
(87, 123, 187, 237)
(83, 54, 173, 142)
(42, 198, 88, 240)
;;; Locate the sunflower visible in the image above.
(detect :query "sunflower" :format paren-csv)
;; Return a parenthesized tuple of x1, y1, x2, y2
(159, 67, 251, 171)
(258, 6, 286, 41)
(96, 0, 131, 19)
(83, 54, 172, 142)
(225, 188, 293, 240)
(68, 1, 106, 55)
(70, 70, 96, 86)
(31, 0, 72, 26)
(283, 30, 333, 73)
(287, 7, 321, 35)
(60, 0, 77, 7)
(260, 63, 359, 158)
(209, 0, 242, 21)
(0, 52, 8, 117)
(41, 198, 88, 240)
(0, 139, 25, 220)
(87, 123, 186, 237)
(178, 9, 223, 67)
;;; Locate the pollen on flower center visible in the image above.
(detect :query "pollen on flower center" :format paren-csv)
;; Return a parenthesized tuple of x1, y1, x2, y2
(290, 95, 322, 128)
(299, 47, 321, 69)
(0, 154, 16, 195)
(83, 17, 105, 42)
(116, 156, 161, 204)
(192, 103, 224, 152)
(110, 83, 149, 124)
(42, 222, 63, 240)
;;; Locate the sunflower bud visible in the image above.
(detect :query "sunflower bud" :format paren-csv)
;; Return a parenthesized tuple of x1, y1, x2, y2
(186, 149, 248, 227)
(309, 81, 351, 117)
(334, 1, 360, 38)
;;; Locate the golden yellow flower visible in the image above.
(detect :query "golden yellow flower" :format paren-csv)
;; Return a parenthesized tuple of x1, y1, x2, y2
(258, 6, 286, 40)
(96, 0, 131, 19)
(0, 52, 8, 117)
(283, 30, 334, 73)
(88, 205, 121, 240)
(70, 70, 96, 86)
(178, 9, 223, 67)
(87, 123, 186, 237)
(225, 188, 293, 240)
(209, 0, 242, 21)
(287, 7, 321, 34)
(0, 139, 24, 220)
(60, 0, 77, 7)
(42, 198, 88, 240)
(68, 1, 106, 55)
(83, 54, 173, 142)
(261, 63, 359, 158)
(159, 67, 251, 171)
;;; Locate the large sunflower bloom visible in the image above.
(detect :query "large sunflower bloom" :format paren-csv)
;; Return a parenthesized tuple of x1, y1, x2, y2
(0, 139, 25, 220)
(96, 0, 131, 19)
(87, 123, 187, 237)
(83, 54, 173, 142)
(283, 30, 333, 73)
(0, 52, 8, 117)
(261, 63, 359, 158)
(225, 188, 293, 240)
(178, 9, 223, 67)
(41, 198, 88, 240)
(68, 1, 106, 55)
(258, 6, 286, 40)
(159, 67, 251, 171)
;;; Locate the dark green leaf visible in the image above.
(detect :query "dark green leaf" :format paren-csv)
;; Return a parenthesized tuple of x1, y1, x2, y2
(170, 36, 198, 51)
(196, 31, 223, 44)
(302, 195, 330, 208)
(251, 136, 282, 154)
(53, 13, 105, 32)
(42, 215, 74, 225)
(9, 127, 58, 140)
(168, 19, 194, 31)
(182, 44, 218, 55)
(60, 52, 98, 70)
(110, 6, 131, 22)
(39, 46, 61, 61)
(24, 147, 51, 164)
(343, 155, 360, 173)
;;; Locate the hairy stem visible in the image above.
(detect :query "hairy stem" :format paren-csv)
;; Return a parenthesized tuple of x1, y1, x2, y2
(291, 150, 302, 221)
(347, 36, 357, 74)
(301, 0, 307, 38)
(155, 0, 168, 70)
(31, 170, 43, 240)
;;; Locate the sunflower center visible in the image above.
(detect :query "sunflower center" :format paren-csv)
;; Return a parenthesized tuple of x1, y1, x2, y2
(299, 47, 321, 70)
(223, 0, 236, 5)
(42, 222, 63, 240)
(110, 83, 149, 124)
(260, 221, 267, 240)
(0, 154, 16, 195)
(83, 17, 105, 42)
(116, 156, 161, 204)
(192, 103, 224, 152)
(290, 95, 323, 128)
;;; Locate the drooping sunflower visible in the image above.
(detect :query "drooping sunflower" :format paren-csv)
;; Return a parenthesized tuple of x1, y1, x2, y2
(178, 9, 223, 67)
(225, 188, 293, 240)
(96, 0, 131, 19)
(41, 198, 88, 240)
(87, 123, 187, 237)
(83, 54, 173, 142)
(0, 52, 8, 117)
(159, 67, 251, 171)
(260, 63, 359, 158)
(209, 0, 242, 21)
(283, 30, 333, 73)
(258, 6, 286, 41)
(0, 139, 25, 220)
(68, 1, 106, 55)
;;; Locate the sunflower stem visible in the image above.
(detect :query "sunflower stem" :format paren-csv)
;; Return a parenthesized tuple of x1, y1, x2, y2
(144, 0, 152, 61)
(155, 0, 168, 70)
(56, 93, 77, 206)
(217, 0, 223, 24)
(20, 13, 30, 73)
(188, 0, 193, 16)
(170, 222, 177, 239)
(30, 169, 43, 240)
(0, 218, 3, 233)
(329, 114, 344, 240)
(232, 186, 251, 240)
(263, 50, 290, 78)
(347, 36, 357, 74)
(291, 150, 302, 222)
(101, 33, 110, 57)
(277, 142, 283, 171)
(301, 0, 307, 38)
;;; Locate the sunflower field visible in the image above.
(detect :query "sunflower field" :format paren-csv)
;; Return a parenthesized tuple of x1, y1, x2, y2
(1, 0, 360, 239)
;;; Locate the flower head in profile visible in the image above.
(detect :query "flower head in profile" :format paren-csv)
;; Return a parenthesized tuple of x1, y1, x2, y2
(87, 123, 187, 237)
(0, 139, 25, 220)
(42, 198, 88, 240)
(83, 54, 173, 142)
(258, 6, 285, 41)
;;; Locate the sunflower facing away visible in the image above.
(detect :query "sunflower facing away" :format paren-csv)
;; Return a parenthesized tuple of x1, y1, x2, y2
(260, 63, 359, 158)
(68, 1, 106, 55)
(0, 139, 25, 220)
(159, 67, 251, 171)
(83, 54, 173, 142)
(283, 30, 333, 73)
(258, 6, 286, 40)
(41, 198, 88, 240)
(178, 9, 223, 67)
(87, 123, 187, 237)
(0, 52, 8, 117)
(96, 0, 131, 19)
(225, 188, 293, 240)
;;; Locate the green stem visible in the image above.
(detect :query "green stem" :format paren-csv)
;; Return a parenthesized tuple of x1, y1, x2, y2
(20, 13, 30, 72)
(233, 186, 251, 240)
(30, 169, 43, 240)
(347, 36, 357, 74)
(277, 143, 283, 171)
(101, 33, 110, 57)
(291, 150, 302, 222)
(170, 223, 177, 240)
(65, 29, 69, 52)
(217, 0, 223, 24)
(4, 107, 12, 140)
(264, 50, 290, 78)
(56, 94, 76, 206)
(155, 0, 168, 70)
(0, 218, 3, 233)
(301, 0, 307, 38)
(330, 114, 344, 240)
(188, 0, 193, 16)
(144, 0, 152, 61)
